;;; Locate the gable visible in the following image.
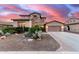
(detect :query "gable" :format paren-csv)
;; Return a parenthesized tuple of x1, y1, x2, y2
(68, 18, 79, 24)
(30, 13, 41, 20)
(46, 22, 63, 26)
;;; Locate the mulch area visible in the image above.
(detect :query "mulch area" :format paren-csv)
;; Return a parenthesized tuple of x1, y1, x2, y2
(0, 33, 60, 51)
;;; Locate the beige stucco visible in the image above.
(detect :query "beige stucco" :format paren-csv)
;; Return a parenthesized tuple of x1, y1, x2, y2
(69, 24, 79, 32)
(12, 12, 45, 27)
(12, 21, 31, 27)
(47, 22, 64, 26)
(12, 22, 18, 27)
(23, 21, 31, 27)
(46, 22, 64, 32)
(68, 18, 79, 24)
(67, 17, 79, 32)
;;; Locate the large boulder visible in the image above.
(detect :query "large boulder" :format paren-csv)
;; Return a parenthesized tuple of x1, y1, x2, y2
(0, 36, 6, 39)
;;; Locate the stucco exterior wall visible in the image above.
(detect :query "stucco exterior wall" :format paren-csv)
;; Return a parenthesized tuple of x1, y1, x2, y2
(47, 22, 63, 26)
(12, 22, 18, 27)
(69, 24, 79, 32)
(24, 21, 32, 27)
(12, 12, 46, 27)
(30, 13, 44, 26)
(12, 21, 31, 27)
(46, 22, 64, 32)
(67, 17, 79, 32)
(68, 19, 79, 24)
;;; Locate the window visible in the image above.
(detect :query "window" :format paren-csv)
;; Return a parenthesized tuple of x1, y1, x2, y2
(73, 20, 75, 22)
(33, 15, 37, 17)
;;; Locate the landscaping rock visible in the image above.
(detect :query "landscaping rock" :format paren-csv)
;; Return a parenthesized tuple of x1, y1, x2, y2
(37, 38, 41, 40)
(0, 36, 6, 39)
(27, 39, 33, 41)
(15, 33, 19, 35)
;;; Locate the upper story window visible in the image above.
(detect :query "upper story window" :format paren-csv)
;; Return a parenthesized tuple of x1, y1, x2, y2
(68, 18, 79, 24)
(73, 19, 75, 22)
(33, 15, 37, 17)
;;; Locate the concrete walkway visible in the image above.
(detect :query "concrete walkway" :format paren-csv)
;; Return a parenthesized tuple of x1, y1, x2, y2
(48, 32, 79, 52)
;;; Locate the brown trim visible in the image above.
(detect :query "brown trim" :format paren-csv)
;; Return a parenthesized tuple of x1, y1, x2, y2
(19, 15, 30, 17)
(66, 23, 79, 25)
(69, 17, 79, 19)
(29, 12, 41, 16)
(44, 20, 65, 25)
(12, 19, 30, 21)
(41, 17, 46, 19)
(0, 24, 13, 26)
(29, 12, 42, 19)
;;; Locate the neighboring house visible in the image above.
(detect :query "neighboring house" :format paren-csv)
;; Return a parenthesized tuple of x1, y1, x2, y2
(12, 12, 46, 28)
(44, 20, 65, 32)
(66, 17, 79, 32)
(0, 22, 13, 29)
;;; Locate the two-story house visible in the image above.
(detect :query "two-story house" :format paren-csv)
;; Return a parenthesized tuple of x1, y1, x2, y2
(66, 17, 79, 32)
(12, 12, 46, 28)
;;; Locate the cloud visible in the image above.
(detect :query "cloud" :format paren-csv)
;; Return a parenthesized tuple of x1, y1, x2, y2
(0, 11, 23, 16)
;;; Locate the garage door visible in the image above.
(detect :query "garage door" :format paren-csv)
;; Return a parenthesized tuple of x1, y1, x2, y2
(48, 26, 61, 31)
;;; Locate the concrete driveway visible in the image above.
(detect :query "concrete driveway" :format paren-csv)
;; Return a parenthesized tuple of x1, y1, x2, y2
(48, 32, 79, 52)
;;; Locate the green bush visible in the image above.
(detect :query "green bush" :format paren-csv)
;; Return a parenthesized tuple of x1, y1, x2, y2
(2, 27, 16, 34)
(28, 25, 41, 34)
(24, 27, 29, 32)
(1, 27, 30, 34)
(26, 25, 42, 39)
(15, 27, 23, 33)
(15, 27, 29, 33)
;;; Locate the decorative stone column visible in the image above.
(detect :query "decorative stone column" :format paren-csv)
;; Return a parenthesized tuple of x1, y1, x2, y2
(46, 25, 48, 32)
(61, 25, 64, 31)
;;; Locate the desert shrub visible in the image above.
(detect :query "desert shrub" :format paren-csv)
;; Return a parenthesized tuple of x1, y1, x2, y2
(29, 25, 42, 33)
(0, 30, 4, 36)
(25, 25, 42, 39)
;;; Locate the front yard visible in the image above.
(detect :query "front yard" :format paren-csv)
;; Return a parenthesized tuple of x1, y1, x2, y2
(0, 33, 60, 51)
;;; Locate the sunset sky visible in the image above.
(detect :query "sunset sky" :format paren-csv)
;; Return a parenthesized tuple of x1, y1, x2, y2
(0, 4, 79, 22)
